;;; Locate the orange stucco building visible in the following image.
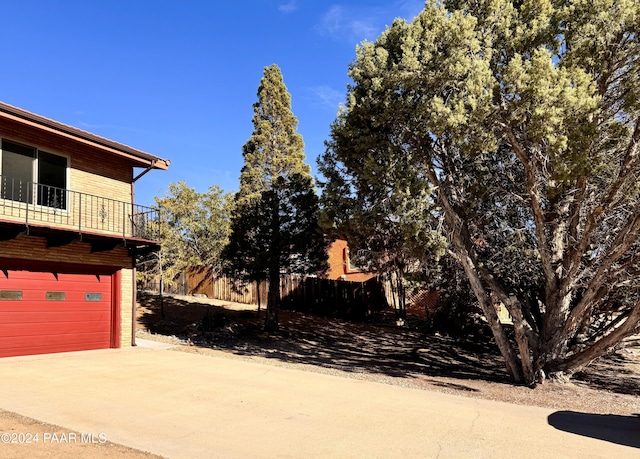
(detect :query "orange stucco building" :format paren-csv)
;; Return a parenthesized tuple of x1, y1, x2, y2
(325, 239, 376, 282)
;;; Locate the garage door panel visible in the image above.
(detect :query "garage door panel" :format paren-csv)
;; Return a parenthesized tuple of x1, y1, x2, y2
(0, 310, 111, 324)
(0, 289, 111, 301)
(0, 317, 111, 336)
(0, 269, 113, 290)
(0, 334, 112, 358)
(0, 331, 112, 348)
(0, 269, 114, 357)
(0, 320, 110, 337)
(0, 302, 112, 313)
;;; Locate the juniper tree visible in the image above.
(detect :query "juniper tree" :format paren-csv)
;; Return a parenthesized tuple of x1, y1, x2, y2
(139, 181, 232, 293)
(320, 0, 640, 384)
(319, 114, 447, 316)
(225, 64, 327, 331)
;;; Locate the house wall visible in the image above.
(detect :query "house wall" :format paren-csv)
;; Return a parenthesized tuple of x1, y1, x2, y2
(0, 117, 133, 203)
(71, 151, 132, 203)
(120, 268, 134, 347)
(1, 116, 139, 239)
(326, 239, 375, 282)
(0, 112, 158, 353)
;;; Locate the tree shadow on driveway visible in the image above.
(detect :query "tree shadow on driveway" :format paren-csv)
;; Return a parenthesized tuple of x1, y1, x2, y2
(548, 411, 640, 448)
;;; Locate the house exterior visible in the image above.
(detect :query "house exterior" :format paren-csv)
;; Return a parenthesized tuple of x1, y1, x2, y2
(0, 101, 169, 357)
(326, 239, 375, 282)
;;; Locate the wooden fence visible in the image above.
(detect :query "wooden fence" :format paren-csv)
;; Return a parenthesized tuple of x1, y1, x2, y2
(186, 266, 388, 320)
(139, 266, 440, 320)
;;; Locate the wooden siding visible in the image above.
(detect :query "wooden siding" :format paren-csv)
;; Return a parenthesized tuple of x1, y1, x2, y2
(1, 116, 136, 237)
(0, 235, 133, 269)
(1, 116, 133, 195)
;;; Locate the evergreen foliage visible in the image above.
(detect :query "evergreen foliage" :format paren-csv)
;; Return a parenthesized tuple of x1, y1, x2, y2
(321, 0, 640, 384)
(139, 181, 232, 290)
(224, 64, 328, 331)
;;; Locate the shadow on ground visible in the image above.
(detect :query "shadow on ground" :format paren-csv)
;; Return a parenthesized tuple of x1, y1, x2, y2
(548, 411, 640, 448)
(137, 293, 507, 385)
(573, 350, 640, 397)
(137, 292, 640, 394)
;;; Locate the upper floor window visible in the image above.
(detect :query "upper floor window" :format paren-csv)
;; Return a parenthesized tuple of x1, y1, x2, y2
(0, 139, 68, 209)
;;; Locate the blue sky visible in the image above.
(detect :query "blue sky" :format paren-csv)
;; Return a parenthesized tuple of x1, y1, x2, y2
(1, 1, 424, 206)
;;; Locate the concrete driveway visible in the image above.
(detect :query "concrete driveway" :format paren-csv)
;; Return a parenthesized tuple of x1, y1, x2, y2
(0, 343, 637, 458)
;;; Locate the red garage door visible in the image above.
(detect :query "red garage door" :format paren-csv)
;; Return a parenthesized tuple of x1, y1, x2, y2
(0, 270, 114, 357)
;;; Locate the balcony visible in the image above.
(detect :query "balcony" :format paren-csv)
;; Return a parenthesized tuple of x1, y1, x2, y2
(0, 175, 161, 249)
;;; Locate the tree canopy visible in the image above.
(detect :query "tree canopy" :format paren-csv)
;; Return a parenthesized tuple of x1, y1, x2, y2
(321, 0, 640, 384)
(139, 181, 232, 290)
(319, 96, 447, 315)
(224, 64, 328, 331)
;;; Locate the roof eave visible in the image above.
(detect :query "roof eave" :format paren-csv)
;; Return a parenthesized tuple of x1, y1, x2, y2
(0, 101, 170, 170)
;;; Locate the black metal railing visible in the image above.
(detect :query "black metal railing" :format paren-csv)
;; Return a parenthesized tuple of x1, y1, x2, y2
(0, 175, 161, 241)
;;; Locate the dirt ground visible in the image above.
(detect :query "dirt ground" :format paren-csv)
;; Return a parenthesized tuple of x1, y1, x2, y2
(1, 291, 638, 457)
(135, 292, 640, 417)
(0, 409, 162, 458)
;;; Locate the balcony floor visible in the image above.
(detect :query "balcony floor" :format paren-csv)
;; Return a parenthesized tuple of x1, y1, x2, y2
(0, 219, 160, 255)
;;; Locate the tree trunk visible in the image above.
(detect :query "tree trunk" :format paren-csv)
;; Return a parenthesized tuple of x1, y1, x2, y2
(477, 265, 536, 384)
(264, 190, 281, 332)
(458, 249, 525, 383)
(503, 297, 535, 384)
(426, 165, 526, 383)
(256, 279, 262, 317)
(539, 289, 572, 374)
(265, 265, 280, 331)
(397, 270, 406, 319)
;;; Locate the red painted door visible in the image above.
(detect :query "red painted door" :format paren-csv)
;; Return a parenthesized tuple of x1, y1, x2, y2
(0, 270, 113, 357)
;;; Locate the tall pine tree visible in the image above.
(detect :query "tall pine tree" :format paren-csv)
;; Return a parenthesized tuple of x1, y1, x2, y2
(224, 64, 327, 331)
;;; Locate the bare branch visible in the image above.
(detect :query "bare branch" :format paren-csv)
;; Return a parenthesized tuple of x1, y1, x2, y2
(562, 117, 640, 289)
(502, 126, 557, 292)
(558, 299, 640, 375)
(564, 203, 640, 337)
